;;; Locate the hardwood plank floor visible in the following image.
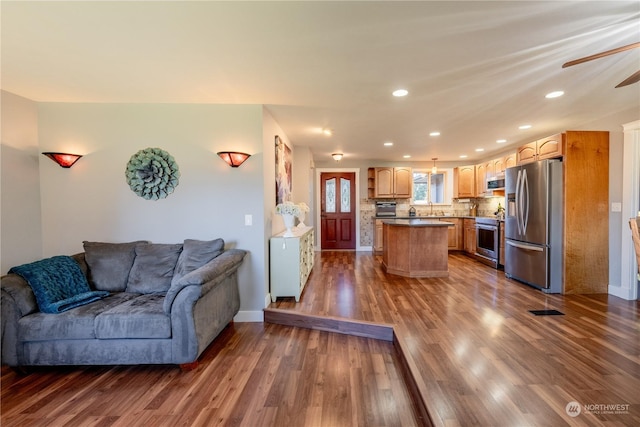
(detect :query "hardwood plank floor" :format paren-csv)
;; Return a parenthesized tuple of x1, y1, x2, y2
(1, 322, 420, 426)
(272, 251, 640, 427)
(3, 251, 638, 426)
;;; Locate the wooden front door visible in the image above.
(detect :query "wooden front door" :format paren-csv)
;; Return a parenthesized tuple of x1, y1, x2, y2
(320, 172, 356, 250)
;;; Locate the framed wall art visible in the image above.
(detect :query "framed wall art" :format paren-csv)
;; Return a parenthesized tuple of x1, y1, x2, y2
(275, 135, 292, 204)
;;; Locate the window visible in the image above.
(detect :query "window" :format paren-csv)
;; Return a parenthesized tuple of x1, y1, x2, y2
(412, 170, 448, 204)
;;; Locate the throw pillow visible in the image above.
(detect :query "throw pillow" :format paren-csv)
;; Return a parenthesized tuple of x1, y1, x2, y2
(172, 238, 225, 284)
(126, 243, 183, 294)
(83, 241, 149, 292)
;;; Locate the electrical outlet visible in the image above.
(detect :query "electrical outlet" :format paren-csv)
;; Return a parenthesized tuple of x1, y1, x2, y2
(245, 214, 252, 226)
(611, 202, 622, 212)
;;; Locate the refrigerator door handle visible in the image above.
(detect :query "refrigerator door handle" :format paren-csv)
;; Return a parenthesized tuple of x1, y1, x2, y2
(522, 169, 529, 235)
(506, 240, 544, 252)
(515, 170, 523, 235)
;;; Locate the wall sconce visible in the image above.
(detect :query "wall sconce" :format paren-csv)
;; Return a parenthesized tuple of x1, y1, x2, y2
(217, 151, 251, 168)
(332, 153, 343, 162)
(42, 152, 83, 168)
(431, 157, 438, 174)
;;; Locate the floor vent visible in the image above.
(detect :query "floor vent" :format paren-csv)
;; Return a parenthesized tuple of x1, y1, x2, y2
(529, 309, 565, 316)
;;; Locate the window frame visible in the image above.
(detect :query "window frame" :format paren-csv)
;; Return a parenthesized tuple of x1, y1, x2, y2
(411, 168, 452, 206)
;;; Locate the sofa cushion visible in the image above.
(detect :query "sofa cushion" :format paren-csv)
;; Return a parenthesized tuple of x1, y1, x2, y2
(172, 238, 224, 284)
(18, 293, 140, 341)
(94, 294, 170, 339)
(83, 241, 149, 292)
(125, 243, 183, 294)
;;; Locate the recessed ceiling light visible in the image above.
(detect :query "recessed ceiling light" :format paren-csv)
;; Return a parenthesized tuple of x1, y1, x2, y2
(429, 131, 441, 137)
(403, 154, 411, 158)
(519, 124, 532, 130)
(459, 155, 468, 159)
(393, 89, 408, 97)
(384, 142, 394, 146)
(475, 148, 484, 152)
(545, 91, 564, 99)
(496, 139, 507, 144)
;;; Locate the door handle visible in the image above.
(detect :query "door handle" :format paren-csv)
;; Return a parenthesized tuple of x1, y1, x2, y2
(506, 240, 543, 251)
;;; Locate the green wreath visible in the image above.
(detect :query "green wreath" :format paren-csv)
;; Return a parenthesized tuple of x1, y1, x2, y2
(125, 148, 180, 200)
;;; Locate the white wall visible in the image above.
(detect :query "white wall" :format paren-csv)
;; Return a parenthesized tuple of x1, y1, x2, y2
(36, 102, 268, 317)
(1, 91, 42, 273)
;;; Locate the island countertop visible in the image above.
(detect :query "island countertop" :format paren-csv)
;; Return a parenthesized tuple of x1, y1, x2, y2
(381, 218, 453, 227)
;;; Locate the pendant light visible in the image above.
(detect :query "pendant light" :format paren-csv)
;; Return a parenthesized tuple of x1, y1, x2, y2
(431, 158, 438, 174)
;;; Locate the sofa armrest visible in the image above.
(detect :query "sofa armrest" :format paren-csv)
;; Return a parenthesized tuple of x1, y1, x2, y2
(1, 274, 38, 366)
(163, 249, 246, 314)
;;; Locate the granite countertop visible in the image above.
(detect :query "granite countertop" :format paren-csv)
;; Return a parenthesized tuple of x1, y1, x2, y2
(374, 215, 504, 221)
(381, 218, 453, 227)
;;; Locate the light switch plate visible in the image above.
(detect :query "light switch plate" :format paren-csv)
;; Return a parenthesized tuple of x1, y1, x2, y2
(611, 202, 622, 212)
(245, 214, 252, 226)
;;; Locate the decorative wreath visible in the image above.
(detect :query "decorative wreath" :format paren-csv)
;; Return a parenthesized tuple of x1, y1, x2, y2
(125, 147, 180, 200)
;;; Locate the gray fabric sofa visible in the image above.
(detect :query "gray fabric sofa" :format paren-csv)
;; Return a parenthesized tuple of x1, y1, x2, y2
(1, 239, 246, 369)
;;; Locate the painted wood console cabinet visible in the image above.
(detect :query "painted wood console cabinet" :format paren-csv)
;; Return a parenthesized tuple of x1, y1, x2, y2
(270, 226, 315, 302)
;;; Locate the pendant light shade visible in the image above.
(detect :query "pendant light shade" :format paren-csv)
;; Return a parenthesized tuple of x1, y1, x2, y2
(431, 158, 438, 174)
(217, 151, 251, 168)
(42, 152, 83, 168)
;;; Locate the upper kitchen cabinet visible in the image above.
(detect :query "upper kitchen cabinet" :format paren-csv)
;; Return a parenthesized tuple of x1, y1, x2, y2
(453, 165, 476, 198)
(475, 161, 493, 197)
(491, 153, 516, 175)
(517, 133, 564, 165)
(368, 167, 412, 198)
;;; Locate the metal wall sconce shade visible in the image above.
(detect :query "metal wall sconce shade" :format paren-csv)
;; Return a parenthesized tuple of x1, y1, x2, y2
(42, 152, 83, 168)
(217, 151, 251, 167)
(332, 153, 343, 161)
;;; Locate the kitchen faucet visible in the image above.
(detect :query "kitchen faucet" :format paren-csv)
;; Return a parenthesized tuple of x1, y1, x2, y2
(429, 201, 434, 216)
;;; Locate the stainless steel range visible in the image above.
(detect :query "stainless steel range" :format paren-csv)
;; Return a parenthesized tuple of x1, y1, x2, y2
(475, 217, 499, 268)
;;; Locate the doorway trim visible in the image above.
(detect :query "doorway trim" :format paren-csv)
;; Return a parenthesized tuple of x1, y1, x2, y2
(613, 120, 640, 300)
(315, 167, 361, 251)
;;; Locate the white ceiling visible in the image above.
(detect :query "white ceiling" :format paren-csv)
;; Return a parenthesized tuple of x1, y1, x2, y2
(2, 1, 639, 163)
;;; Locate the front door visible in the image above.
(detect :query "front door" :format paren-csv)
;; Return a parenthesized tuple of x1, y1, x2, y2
(320, 172, 356, 250)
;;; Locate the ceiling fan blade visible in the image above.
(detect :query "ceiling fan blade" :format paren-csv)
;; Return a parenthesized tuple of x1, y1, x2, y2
(615, 70, 640, 88)
(562, 42, 640, 68)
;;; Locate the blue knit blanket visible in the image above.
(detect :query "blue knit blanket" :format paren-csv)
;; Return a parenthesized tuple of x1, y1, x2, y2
(9, 256, 109, 314)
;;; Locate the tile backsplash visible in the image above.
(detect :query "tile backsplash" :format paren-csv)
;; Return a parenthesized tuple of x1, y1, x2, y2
(359, 197, 505, 246)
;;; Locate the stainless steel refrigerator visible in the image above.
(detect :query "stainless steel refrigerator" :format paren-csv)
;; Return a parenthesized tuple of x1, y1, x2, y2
(504, 159, 563, 293)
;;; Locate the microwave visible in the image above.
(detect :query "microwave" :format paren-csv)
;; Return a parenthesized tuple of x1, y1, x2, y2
(487, 176, 505, 190)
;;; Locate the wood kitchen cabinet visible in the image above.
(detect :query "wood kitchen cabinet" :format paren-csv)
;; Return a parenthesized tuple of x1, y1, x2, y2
(517, 133, 564, 165)
(368, 167, 413, 198)
(562, 130, 608, 294)
(440, 218, 463, 250)
(491, 153, 516, 175)
(463, 218, 476, 254)
(475, 161, 493, 197)
(454, 165, 476, 198)
(373, 219, 384, 253)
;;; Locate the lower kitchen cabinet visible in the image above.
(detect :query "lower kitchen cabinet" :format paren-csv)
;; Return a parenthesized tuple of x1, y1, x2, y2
(270, 226, 314, 302)
(440, 218, 463, 250)
(463, 219, 476, 254)
(373, 219, 384, 253)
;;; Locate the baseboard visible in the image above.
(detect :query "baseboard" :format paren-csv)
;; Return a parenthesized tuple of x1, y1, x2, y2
(234, 310, 264, 322)
(608, 284, 636, 301)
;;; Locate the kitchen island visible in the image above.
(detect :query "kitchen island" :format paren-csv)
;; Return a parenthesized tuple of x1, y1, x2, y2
(382, 219, 452, 278)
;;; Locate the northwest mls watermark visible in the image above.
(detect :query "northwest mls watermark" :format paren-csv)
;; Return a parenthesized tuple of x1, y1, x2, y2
(565, 401, 630, 417)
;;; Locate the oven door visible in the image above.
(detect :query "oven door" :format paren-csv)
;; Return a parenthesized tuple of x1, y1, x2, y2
(476, 224, 498, 260)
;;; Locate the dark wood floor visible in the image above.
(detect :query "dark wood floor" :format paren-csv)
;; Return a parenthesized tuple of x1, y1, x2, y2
(2, 251, 639, 426)
(271, 251, 640, 427)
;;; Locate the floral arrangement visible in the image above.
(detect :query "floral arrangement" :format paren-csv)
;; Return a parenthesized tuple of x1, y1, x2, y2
(297, 202, 310, 213)
(276, 201, 301, 216)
